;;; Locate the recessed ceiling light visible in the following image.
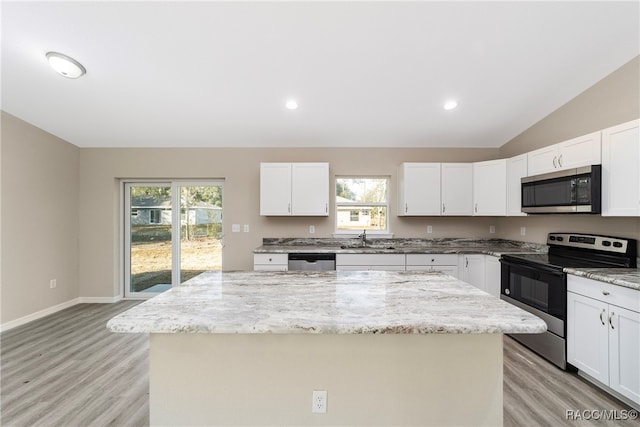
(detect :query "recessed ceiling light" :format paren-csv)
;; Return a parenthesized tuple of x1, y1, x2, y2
(45, 52, 86, 79)
(285, 99, 299, 110)
(443, 100, 458, 111)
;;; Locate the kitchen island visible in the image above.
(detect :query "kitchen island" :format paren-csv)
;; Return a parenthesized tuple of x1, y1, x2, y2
(108, 270, 546, 426)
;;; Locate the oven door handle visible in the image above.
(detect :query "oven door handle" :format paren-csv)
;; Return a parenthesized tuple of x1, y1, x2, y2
(501, 259, 565, 277)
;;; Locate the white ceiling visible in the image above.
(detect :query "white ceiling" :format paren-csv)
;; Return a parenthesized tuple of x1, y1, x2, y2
(2, 1, 639, 148)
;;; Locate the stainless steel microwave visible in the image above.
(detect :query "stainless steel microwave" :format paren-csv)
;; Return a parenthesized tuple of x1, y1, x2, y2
(521, 165, 601, 214)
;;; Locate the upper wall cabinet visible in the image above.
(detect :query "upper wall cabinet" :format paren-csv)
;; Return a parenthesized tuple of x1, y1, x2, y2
(506, 154, 528, 216)
(473, 159, 506, 216)
(527, 131, 601, 176)
(397, 163, 442, 216)
(601, 119, 640, 217)
(441, 163, 473, 216)
(260, 162, 329, 216)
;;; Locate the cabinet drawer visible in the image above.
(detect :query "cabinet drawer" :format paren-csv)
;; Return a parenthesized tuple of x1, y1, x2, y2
(568, 275, 640, 313)
(336, 254, 405, 266)
(406, 254, 458, 266)
(254, 253, 288, 265)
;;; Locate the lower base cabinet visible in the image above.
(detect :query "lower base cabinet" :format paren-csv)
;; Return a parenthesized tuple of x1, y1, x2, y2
(336, 254, 405, 271)
(253, 254, 288, 271)
(567, 275, 640, 407)
(405, 254, 460, 279)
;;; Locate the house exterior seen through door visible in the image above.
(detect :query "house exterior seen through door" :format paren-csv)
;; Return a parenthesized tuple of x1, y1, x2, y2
(124, 181, 223, 298)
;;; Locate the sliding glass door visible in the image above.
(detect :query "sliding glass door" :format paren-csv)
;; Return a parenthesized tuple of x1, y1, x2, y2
(124, 181, 223, 298)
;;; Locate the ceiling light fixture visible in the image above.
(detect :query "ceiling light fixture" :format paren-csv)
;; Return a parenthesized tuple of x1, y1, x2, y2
(45, 52, 86, 79)
(443, 100, 458, 111)
(285, 99, 299, 110)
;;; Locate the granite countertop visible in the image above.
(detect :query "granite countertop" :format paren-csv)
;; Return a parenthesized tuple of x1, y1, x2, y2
(107, 270, 546, 335)
(565, 268, 640, 291)
(253, 237, 547, 257)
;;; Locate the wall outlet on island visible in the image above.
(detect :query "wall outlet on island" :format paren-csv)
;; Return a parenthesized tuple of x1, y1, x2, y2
(309, 225, 315, 234)
(520, 227, 526, 236)
(312, 390, 327, 414)
(49, 279, 57, 289)
(489, 225, 495, 234)
(427, 225, 433, 234)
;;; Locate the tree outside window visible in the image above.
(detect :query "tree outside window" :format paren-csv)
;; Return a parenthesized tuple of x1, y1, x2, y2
(336, 177, 389, 232)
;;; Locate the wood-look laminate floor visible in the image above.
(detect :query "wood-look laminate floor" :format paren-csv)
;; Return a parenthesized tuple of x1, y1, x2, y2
(1, 302, 638, 426)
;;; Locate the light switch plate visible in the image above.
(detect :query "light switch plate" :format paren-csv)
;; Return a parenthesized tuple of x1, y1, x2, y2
(232, 224, 240, 232)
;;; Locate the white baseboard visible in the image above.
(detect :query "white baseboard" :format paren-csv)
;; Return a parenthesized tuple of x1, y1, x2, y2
(0, 295, 123, 333)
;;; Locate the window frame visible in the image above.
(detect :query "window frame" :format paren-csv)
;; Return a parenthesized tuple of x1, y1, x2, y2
(335, 175, 390, 235)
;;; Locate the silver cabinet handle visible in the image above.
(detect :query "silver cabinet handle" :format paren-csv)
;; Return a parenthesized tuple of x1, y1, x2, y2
(288, 203, 291, 213)
(465, 258, 469, 268)
(405, 203, 408, 213)
(442, 203, 446, 213)
(602, 290, 610, 296)
(600, 309, 606, 325)
(553, 156, 557, 168)
(609, 313, 615, 329)
(558, 154, 563, 167)
(325, 203, 328, 213)
(475, 203, 478, 213)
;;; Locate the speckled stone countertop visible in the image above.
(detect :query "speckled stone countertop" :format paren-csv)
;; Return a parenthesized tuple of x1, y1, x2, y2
(253, 237, 546, 256)
(565, 268, 640, 291)
(107, 270, 546, 335)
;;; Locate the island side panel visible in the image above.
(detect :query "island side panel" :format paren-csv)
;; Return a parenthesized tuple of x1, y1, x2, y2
(150, 333, 503, 426)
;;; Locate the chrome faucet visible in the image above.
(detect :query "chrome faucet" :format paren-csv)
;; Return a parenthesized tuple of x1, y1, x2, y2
(358, 229, 367, 246)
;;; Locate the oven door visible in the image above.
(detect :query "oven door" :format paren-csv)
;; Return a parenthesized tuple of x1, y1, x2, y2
(500, 259, 566, 336)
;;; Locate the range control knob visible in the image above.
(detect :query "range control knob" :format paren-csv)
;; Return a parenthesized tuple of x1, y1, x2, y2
(613, 242, 623, 248)
(602, 241, 611, 247)
(556, 237, 564, 242)
(549, 236, 556, 241)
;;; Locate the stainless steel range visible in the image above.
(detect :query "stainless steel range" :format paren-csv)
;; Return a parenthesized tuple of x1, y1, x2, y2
(500, 233, 637, 370)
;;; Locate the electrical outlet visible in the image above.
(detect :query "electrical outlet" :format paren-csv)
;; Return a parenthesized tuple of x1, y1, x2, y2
(49, 279, 57, 289)
(232, 224, 240, 233)
(312, 390, 327, 414)
(309, 225, 315, 234)
(489, 225, 496, 234)
(427, 225, 433, 234)
(520, 227, 526, 236)
(243, 224, 250, 233)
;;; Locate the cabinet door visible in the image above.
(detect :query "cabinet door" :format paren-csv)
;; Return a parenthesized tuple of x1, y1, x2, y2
(609, 306, 640, 404)
(398, 163, 441, 216)
(441, 163, 473, 215)
(260, 163, 292, 215)
(484, 255, 501, 297)
(292, 163, 329, 216)
(557, 131, 601, 170)
(473, 159, 506, 216)
(461, 254, 485, 291)
(527, 145, 558, 176)
(507, 154, 528, 216)
(567, 292, 610, 385)
(602, 119, 640, 216)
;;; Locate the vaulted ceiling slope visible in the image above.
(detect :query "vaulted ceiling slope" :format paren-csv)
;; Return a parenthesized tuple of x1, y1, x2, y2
(2, 1, 639, 148)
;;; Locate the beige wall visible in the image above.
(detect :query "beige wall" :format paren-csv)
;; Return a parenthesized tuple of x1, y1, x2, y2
(78, 147, 500, 298)
(1, 112, 80, 323)
(495, 56, 640, 244)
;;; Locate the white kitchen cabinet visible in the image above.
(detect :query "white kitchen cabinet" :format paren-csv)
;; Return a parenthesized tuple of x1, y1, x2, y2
(460, 254, 485, 291)
(397, 163, 441, 216)
(260, 162, 329, 216)
(441, 163, 473, 216)
(253, 253, 288, 271)
(567, 275, 640, 406)
(406, 254, 460, 279)
(527, 131, 601, 176)
(472, 159, 507, 216)
(336, 254, 405, 271)
(601, 119, 640, 216)
(483, 255, 501, 297)
(506, 154, 528, 216)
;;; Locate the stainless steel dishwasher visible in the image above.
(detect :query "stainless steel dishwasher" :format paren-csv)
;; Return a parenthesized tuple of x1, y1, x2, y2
(287, 253, 336, 271)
